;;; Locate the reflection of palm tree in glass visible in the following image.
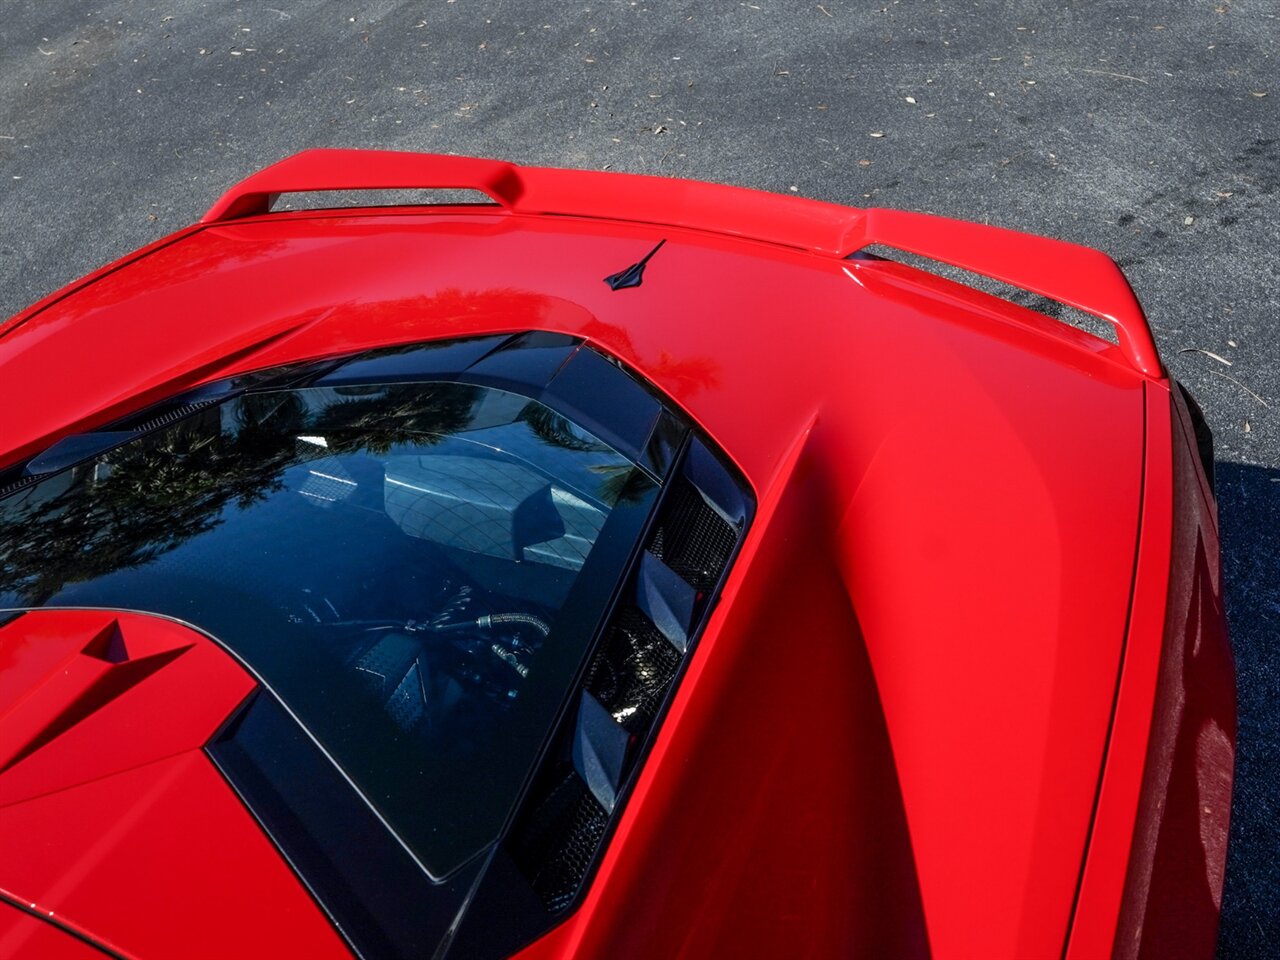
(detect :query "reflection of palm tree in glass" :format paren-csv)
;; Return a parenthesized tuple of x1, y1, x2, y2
(0, 393, 308, 606)
(315, 383, 482, 456)
(591, 463, 646, 506)
(520, 404, 648, 505)
(520, 406, 608, 454)
(0, 379, 647, 606)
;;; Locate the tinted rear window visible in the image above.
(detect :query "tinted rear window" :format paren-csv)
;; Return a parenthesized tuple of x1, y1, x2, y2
(0, 377, 657, 876)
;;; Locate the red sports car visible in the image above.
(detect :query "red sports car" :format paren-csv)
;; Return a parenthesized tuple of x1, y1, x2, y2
(0, 150, 1233, 959)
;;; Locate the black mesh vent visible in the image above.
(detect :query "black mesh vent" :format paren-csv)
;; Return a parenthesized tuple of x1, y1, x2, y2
(511, 768, 609, 912)
(506, 441, 749, 918)
(584, 604, 680, 735)
(647, 479, 738, 593)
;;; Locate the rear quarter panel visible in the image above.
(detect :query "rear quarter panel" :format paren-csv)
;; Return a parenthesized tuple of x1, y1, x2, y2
(1068, 384, 1235, 959)
(1111, 386, 1235, 959)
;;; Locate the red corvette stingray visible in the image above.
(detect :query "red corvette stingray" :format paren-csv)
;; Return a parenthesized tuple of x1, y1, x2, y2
(0, 150, 1233, 959)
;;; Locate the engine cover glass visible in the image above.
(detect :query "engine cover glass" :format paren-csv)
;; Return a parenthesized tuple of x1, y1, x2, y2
(0, 378, 657, 877)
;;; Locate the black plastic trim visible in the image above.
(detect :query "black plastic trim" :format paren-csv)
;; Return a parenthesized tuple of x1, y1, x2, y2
(1176, 380, 1215, 493)
(208, 691, 483, 960)
(0, 888, 122, 959)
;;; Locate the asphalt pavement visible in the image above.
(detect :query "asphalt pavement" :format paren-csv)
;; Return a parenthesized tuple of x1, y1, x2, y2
(1, 2, 1276, 955)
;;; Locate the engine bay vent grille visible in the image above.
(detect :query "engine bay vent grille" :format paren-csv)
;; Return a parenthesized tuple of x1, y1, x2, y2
(513, 767, 610, 912)
(647, 480, 738, 593)
(584, 604, 680, 735)
(507, 437, 751, 912)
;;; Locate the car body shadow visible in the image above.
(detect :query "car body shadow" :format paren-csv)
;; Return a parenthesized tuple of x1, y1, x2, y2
(1215, 461, 1280, 959)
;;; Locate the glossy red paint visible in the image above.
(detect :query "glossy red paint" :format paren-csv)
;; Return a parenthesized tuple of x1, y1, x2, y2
(0, 224, 206, 343)
(0, 152, 1232, 958)
(0, 750, 351, 959)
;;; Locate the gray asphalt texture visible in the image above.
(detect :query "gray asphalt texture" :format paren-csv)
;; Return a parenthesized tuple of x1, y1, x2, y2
(1, 2, 1276, 955)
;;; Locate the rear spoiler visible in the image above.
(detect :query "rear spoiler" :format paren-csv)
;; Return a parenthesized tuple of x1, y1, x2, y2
(203, 149, 1161, 377)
